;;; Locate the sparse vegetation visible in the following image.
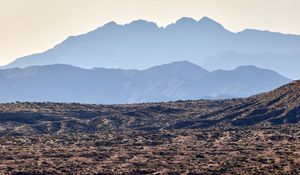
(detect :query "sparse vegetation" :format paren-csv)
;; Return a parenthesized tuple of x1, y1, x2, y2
(0, 125, 300, 174)
(0, 80, 299, 174)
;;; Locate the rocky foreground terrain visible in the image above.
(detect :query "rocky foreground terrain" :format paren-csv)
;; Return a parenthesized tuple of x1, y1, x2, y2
(0, 80, 299, 174)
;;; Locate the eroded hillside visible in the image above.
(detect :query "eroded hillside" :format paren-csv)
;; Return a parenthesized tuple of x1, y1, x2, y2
(0, 80, 299, 174)
(0, 80, 299, 135)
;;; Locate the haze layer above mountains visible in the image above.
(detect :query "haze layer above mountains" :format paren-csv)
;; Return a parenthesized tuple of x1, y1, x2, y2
(3, 17, 300, 79)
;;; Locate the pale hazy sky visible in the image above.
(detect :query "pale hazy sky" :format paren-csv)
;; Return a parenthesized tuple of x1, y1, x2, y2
(1, 0, 299, 66)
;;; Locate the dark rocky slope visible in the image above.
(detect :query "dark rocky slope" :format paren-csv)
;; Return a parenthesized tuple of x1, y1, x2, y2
(0, 80, 299, 135)
(0, 80, 300, 174)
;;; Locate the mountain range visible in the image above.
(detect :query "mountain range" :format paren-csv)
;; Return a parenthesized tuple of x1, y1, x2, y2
(2, 17, 300, 79)
(0, 61, 291, 104)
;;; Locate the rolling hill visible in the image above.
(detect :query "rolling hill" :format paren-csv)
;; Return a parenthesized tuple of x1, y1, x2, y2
(0, 79, 299, 135)
(0, 79, 299, 174)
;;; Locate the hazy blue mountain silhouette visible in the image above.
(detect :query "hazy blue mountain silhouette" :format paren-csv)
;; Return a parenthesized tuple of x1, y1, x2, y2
(200, 51, 300, 79)
(0, 61, 292, 104)
(2, 17, 300, 78)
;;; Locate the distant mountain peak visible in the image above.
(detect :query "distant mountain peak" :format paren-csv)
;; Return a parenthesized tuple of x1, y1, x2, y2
(166, 60, 204, 68)
(167, 60, 193, 65)
(232, 65, 284, 76)
(235, 65, 259, 70)
(175, 17, 198, 25)
(105, 21, 118, 26)
(125, 19, 159, 30)
(144, 61, 209, 81)
(165, 17, 198, 29)
(88, 21, 121, 34)
(165, 16, 226, 31)
(198, 16, 224, 28)
(100, 21, 120, 29)
(150, 60, 207, 70)
(234, 65, 265, 73)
